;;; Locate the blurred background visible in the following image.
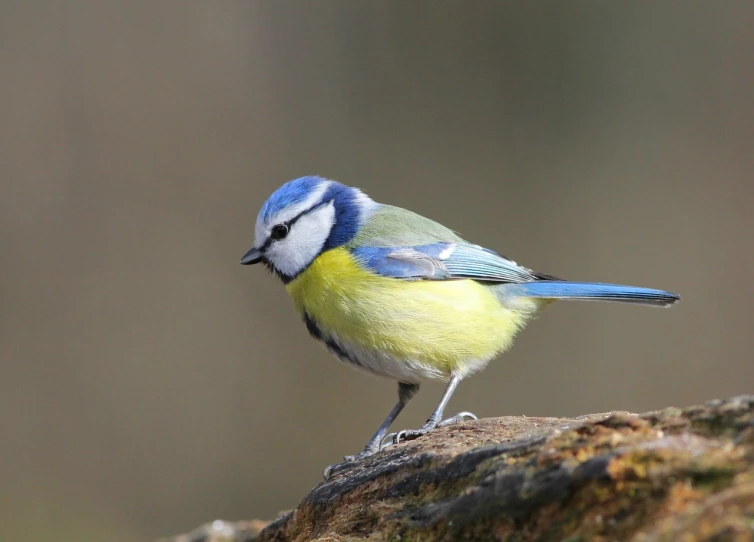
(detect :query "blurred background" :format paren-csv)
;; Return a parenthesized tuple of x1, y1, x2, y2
(2, 2, 753, 540)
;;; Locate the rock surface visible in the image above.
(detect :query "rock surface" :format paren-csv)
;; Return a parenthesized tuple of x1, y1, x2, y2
(165, 396, 754, 541)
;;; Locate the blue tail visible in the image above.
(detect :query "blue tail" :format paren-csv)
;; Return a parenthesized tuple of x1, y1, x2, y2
(519, 281, 680, 307)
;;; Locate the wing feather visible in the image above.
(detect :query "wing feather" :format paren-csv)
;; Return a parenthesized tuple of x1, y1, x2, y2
(351, 242, 537, 283)
(347, 205, 537, 283)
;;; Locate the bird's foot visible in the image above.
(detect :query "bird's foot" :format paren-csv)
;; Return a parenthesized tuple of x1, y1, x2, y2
(438, 411, 478, 428)
(323, 444, 380, 479)
(380, 411, 477, 449)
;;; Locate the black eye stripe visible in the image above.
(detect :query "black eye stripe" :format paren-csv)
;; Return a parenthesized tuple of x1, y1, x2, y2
(286, 200, 329, 228)
(263, 200, 331, 249)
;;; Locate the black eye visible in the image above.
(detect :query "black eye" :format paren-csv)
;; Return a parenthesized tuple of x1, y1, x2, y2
(270, 224, 289, 240)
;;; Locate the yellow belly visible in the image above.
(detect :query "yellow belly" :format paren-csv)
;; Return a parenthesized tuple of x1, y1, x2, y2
(285, 248, 543, 381)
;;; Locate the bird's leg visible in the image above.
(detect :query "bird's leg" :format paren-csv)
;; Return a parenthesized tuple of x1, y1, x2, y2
(323, 382, 419, 479)
(388, 375, 477, 446)
(343, 381, 419, 461)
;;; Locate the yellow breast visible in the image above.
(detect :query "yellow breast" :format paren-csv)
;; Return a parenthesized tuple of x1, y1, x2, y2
(285, 248, 538, 380)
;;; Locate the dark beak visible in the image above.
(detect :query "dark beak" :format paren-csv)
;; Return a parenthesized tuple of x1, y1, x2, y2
(240, 247, 264, 265)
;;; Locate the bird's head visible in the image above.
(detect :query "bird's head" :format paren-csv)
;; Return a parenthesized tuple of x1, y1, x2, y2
(241, 176, 377, 282)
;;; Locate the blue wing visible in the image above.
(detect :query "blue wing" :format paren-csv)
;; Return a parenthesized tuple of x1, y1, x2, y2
(351, 242, 538, 283)
(350, 242, 681, 306)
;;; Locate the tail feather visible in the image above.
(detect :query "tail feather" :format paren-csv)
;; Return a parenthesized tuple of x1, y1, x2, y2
(519, 281, 680, 307)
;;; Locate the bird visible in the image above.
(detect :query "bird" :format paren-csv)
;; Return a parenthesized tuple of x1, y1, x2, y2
(240, 175, 680, 478)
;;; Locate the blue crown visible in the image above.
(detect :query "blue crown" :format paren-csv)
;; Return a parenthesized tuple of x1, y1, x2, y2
(259, 175, 326, 224)
(258, 176, 373, 251)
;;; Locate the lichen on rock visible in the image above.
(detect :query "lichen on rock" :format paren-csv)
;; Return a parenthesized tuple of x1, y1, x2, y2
(166, 396, 754, 542)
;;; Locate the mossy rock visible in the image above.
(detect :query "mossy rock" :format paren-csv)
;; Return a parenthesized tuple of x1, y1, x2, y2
(166, 396, 754, 542)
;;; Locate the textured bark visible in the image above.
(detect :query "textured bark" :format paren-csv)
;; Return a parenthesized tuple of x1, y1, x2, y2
(165, 396, 754, 541)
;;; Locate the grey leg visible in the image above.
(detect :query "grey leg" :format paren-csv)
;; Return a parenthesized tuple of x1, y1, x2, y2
(323, 382, 419, 479)
(389, 375, 477, 446)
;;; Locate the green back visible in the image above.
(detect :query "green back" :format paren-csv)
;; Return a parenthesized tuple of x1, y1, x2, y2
(348, 205, 463, 248)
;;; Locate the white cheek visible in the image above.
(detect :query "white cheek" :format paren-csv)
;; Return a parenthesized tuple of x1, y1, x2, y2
(254, 181, 332, 247)
(265, 202, 336, 277)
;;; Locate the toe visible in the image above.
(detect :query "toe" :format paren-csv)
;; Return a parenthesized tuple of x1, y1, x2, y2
(380, 432, 398, 450)
(438, 411, 478, 427)
(394, 429, 408, 444)
(323, 464, 337, 479)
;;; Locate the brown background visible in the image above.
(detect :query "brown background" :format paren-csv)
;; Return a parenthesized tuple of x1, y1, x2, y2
(2, 2, 753, 540)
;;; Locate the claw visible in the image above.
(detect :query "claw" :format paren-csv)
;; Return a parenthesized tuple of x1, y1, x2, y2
(393, 429, 409, 445)
(385, 412, 479, 449)
(379, 432, 398, 450)
(438, 411, 478, 427)
(324, 447, 379, 479)
(324, 456, 360, 479)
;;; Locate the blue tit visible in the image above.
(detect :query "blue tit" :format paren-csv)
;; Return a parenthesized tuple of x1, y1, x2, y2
(240, 176, 680, 477)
